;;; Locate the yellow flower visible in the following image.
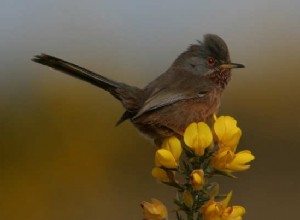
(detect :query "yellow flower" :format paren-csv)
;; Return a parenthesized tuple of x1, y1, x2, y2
(214, 116, 242, 151)
(141, 198, 168, 220)
(184, 122, 213, 156)
(212, 148, 255, 173)
(161, 136, 182, 162)
(155, 149, 178, 168)
(190, 169, 205, 190)
(201, 192, 245, 220)
(155, 136, 182, 169)
(183, 190, 194, 209)
(151, 167, 170, 182)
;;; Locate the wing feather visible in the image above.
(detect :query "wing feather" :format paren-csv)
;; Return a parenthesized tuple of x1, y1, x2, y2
(134, 68, 213, 119)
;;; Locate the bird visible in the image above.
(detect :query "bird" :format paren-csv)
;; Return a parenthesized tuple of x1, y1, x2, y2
(32, 34, 244, 144)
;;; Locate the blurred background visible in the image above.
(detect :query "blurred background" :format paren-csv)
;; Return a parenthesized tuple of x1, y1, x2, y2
(0, 0, 299, 219)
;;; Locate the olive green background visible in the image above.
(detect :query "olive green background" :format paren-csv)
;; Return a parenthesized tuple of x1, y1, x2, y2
(1, 1, 299, 219)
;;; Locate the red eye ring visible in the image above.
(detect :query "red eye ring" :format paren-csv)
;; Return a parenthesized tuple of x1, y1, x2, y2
(206, 57, 216, 66)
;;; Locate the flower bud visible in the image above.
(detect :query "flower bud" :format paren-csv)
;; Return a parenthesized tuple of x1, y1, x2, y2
(141, 198, 167, 220)
(190, 169, 204, 190)
(183, 190, 193, 209)
(151, 167, 169, 182)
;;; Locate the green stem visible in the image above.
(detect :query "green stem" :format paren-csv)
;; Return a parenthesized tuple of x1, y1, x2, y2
(187, 211, 194, 220)
(162, 181, 184, 191)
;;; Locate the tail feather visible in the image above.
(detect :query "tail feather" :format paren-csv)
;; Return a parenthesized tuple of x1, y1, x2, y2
(32, 54, 144, 123)
(32, 54, 122, 99)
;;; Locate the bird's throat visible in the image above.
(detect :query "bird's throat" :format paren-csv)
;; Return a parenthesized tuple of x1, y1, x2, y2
(209, 70, 231, 88)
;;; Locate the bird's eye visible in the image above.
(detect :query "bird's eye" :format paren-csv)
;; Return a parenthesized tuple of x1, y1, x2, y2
(206, 57, 216, 66)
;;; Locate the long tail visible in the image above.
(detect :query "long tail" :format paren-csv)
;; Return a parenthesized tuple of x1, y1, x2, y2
(32, 54, 143, 123)
(32, 54, 123, 99)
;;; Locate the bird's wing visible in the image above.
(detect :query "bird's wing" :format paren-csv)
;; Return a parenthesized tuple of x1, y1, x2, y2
(134, 91, 192, 118)
(133, 70, 213, 119)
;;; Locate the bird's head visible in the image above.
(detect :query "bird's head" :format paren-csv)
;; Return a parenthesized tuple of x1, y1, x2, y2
(172, 34, 245, 88)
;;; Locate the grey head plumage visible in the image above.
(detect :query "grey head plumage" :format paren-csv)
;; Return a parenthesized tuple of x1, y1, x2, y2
(170, 34, 244, 88)
(171, 34, 231, 76)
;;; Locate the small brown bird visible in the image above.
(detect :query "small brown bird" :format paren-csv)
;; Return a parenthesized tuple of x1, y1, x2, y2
(32, 34, 244, 144)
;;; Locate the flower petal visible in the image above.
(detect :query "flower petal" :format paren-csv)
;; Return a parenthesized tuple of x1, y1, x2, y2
(214, 116, 227, 140)
(229, 206, 246, 218)
(184, 122, 213, 156)
(155, 149, 178, 168)
(227, 150, 255, 172)
(162, 136, 182, 162)
(201, 200, 222, 220)
(222, 130, 242, 152)
(211, 149, 234, 172)
(151, 167, 169, 182)
(214, 116, 242, 151)
(221, 191, 232, 208)
(201, 192, 245, 220)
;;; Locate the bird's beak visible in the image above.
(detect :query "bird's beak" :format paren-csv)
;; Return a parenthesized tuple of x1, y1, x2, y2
(219, 63, 245, 69)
